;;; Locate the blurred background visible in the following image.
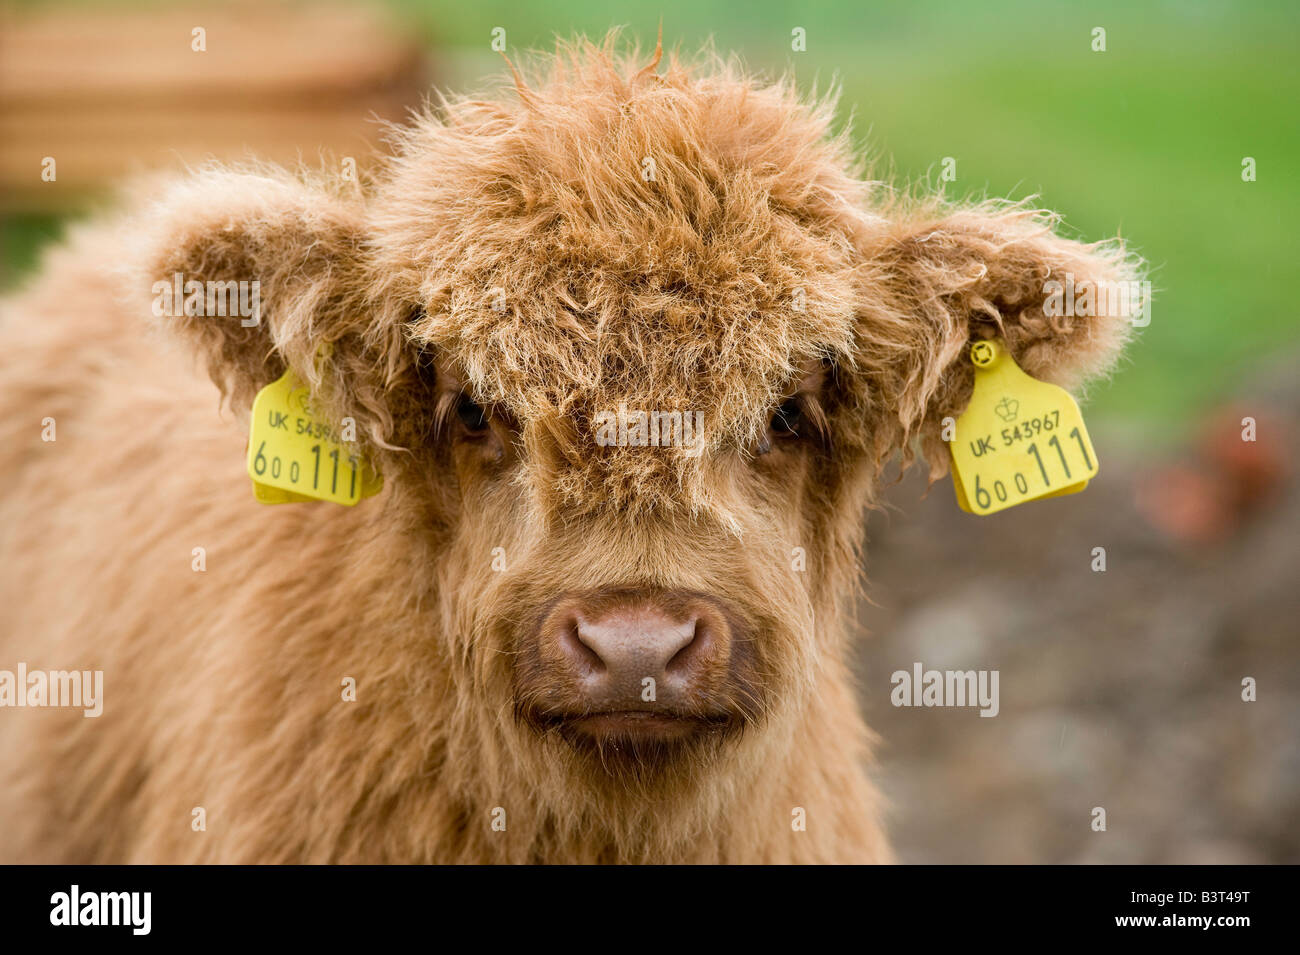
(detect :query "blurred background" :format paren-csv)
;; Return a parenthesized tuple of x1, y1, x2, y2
(2, 0, 1296, 861)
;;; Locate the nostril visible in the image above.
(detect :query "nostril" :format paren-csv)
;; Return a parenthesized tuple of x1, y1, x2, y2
(664, 617, 705, 676)
(559, 617, 605, 675)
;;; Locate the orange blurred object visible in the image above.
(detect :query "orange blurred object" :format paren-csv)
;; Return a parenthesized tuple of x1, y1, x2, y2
(1136, 406, 1287, 545)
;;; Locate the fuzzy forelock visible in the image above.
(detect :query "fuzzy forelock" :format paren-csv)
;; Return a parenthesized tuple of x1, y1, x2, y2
(364, 34, 880, 514)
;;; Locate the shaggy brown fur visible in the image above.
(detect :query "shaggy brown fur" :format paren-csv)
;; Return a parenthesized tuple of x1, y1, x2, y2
(0, 35, 1139, 863)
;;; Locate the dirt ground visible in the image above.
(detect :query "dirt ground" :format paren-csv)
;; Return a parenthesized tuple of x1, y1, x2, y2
(852, 353, 1300, 863)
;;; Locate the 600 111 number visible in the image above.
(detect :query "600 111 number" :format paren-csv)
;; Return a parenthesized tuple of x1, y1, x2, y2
(971, 427, 1093, 509)
(252, 441, 362, 499)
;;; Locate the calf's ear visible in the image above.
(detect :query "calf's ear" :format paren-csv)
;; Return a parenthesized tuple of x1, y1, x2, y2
(855, 201, 1144, 478)
(130, 167, 401, 443)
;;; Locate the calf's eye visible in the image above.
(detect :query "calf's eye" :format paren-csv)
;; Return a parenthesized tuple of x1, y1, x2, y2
(456, 395, 490, 433)
(769, 398, 803, 437)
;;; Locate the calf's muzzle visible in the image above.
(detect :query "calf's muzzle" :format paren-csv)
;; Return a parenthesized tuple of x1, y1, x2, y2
(517, 588, 756, 748)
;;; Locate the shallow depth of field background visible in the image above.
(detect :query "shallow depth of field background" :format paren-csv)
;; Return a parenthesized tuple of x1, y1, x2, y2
(2, 0, 1296, 862)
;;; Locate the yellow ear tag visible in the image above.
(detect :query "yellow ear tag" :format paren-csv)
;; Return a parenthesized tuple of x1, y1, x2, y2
(247, 368, 382, 506)
(949, 340, 1098, 516)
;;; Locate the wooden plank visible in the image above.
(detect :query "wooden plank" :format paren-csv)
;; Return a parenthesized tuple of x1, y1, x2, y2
(0, 3, 430, 210)
(0, 4, 427, 99)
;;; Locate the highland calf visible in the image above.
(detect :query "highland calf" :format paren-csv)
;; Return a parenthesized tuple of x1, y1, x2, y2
(0, 37, 1137, 863)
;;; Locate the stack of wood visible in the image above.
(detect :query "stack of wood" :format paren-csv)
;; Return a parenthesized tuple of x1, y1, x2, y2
(0, 1, 430, 211)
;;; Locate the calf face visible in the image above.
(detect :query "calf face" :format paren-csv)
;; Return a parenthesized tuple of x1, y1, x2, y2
(133, 38, 1138, 818)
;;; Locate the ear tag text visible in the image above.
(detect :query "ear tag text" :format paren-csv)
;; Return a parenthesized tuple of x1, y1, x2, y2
(247, 368, 382, 506)
(949, 340, 1098, 515)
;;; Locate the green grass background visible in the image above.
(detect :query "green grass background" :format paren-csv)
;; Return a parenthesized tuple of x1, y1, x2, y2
(4, 0, 1296, 435)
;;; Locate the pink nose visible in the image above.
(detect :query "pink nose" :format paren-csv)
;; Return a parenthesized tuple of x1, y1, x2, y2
(545, 597, 728, 709)
(574, 608, 697, 686)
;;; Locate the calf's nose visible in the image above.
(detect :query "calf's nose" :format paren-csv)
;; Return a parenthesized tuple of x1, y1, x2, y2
(574, 609, 697, 685)
(548, 598, 727, 707)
